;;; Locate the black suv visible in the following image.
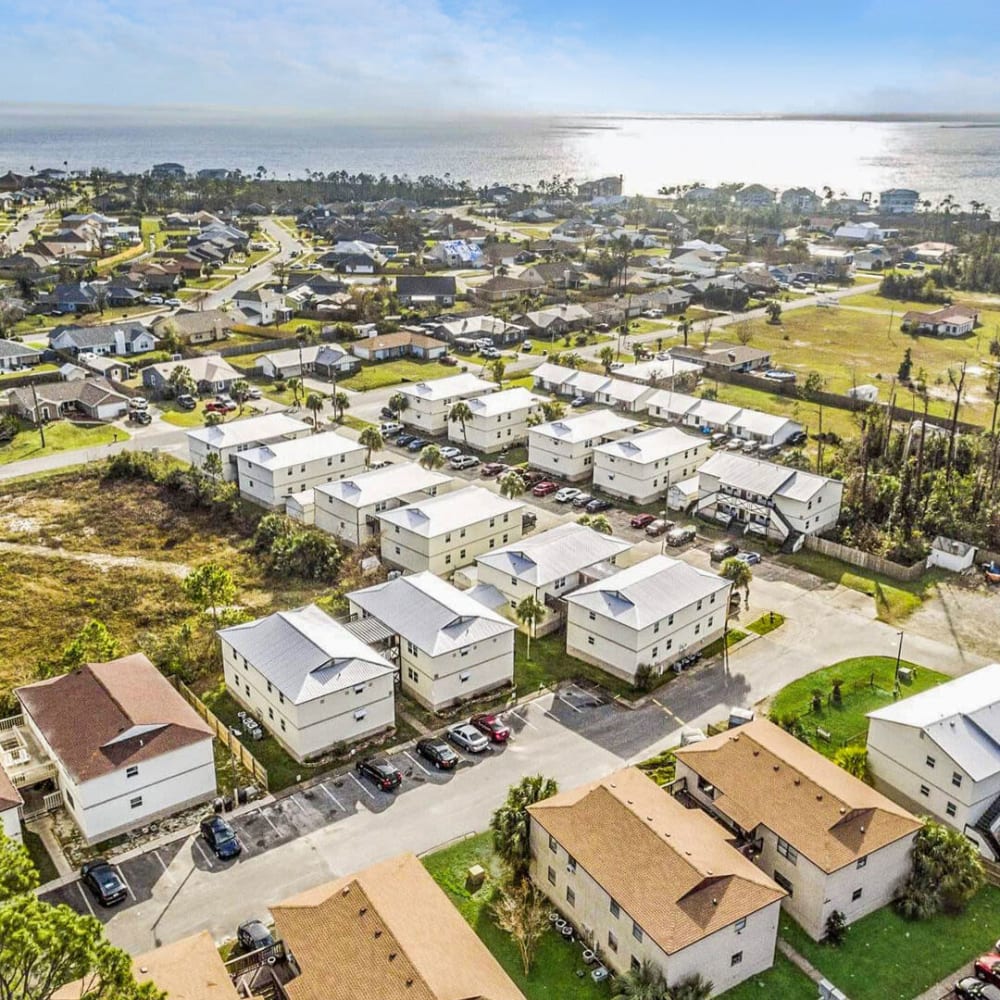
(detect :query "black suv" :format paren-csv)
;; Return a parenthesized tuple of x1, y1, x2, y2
(81, 859, 127, 906)
(200, 814, 242, 859)
(415, 737, 460, 770)
(710, 540, 739, 563)
(356, 756, 403, 791)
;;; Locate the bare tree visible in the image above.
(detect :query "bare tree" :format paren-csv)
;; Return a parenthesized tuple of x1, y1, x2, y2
(946, 361, 967, 481)
(492, 878, 549, 976)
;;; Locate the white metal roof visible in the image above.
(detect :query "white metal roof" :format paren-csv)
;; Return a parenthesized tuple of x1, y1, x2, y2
(688, 397, 742, 426)
(217, 604, 394, 704)
(531, 409, 638, 444)
(699, 451, 833, 502)
(398, 373, 495, 402)
(238, 431, 363, 471)
(315, 462, 451, 508)
(466, 387, 543, 417)
(377, 485, 523, 537)
(613, 359, 703, 383)
(565, 555, 729, 629)
(477, 522, 631, 586)
(594, 426, 703, 465)
(730, 409, 798, 437)
(868, 664, 1000, 781)
(187, 412, 310, 448)
(646, 389, 701, 416)
(348, 571, 514, 655)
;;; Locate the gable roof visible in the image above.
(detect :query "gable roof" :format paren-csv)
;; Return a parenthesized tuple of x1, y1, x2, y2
(50, 321, 154, 349)
(16, 654, 212, 783)
(217, 604, 394, 705)
(187, 412, 310, 449)
(698, 451, 834, 503)
(395, 276, 457, 297)
(529, 768, 785, 955)
(273, 853, 525, 1000)
(238, 431, 363, 471)
(0, 339, 42, 360)
(477, 522, 631, 586)
(378, 485, 522, 537)
(348, 571, 514, 656)
(594, 425, 703, 464)
(675, 719, 921, 872)
(316, 461, 451, 509)
(531, 410, 638, 444)
(867, 663, 1000, 781)
(465, 386, 542, 417)
(398, 373, 495, 403)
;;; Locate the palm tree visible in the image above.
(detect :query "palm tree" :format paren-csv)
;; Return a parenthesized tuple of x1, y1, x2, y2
(305, 392, 324, 430)
(498, 470, 526, 500)
(515, 595, 545, 658)
(669, 974, 714, 1000)
(611, 959, 669, 1000)
(287, 376, 304, 407)
(487, 357, 506, 385)
(541, 400, 565, 421)
(599, 345, 615, 374)
(418, 443, 445, 470)
(489, 774, 558, 876)
(358, 426, 384, 467)
(449, 400, 473, 446)
(721, 557, 752, 609)
(388, 391, 408, 416)
(333, 390, 350, 422)
(586, 514, 613, 534)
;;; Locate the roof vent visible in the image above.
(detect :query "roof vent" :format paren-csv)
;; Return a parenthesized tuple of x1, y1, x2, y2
(712, 897, 718, 906)
(860, 824, 865, 832)
(374, 929, 382, 938)
(794, 778, 801, 786)
(816, 794, 823, 801)
(752, 749, 759, 756)
(839, 807, 846, 814)
(342, 886, 350, 896)
(359, 907, 367, 916)
(389, 953, 397, 962)
(647, 816, 653, 821)
(707, 870, 713, 875)
(406, 980, 414, 988)
(773, 764, 780, 772)
(627, 799, 633, 805)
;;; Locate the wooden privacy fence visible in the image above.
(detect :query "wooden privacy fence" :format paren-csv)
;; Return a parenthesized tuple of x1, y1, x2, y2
(170, 677, 269, 792)
(802, 534, 927, 582)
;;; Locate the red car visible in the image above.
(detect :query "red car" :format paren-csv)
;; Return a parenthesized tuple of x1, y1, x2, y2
(205, 400, 236, 414)
(974, 954, 1000, 988)
(630, 513, 656, 528)
(470, 713, 510, 743)
(481, 462, 508, 478)
(532, 481, 558, 497)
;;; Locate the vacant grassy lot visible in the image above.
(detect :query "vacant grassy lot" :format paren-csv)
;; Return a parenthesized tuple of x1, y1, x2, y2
(718, 953, 816, 1000)
(779, 889, 1000, 1000)
(514, 631, 634, 699)
(769, 655, 947, 754)
(158, 400, 217, 427)
(0, 363, 59, 381)
(423, 833, 610, 1000)
(0, 421, 128, 465)
(340, 359, 457, 391)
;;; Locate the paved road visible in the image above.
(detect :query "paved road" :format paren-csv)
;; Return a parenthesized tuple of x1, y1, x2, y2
(1, 206, 50, 252)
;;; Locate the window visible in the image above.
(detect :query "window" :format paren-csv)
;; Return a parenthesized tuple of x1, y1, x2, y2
(268, 707, 274, 720)
(925, 755, 936, 768)
(952, 772, 963, 788)
(735, 917, 747, 932)
(279, 692, 284, 705)
(852, 888, 863, 901)
(731, 952, 743, 966)
(694, 623, 701, 635)
(773, 871, 793, 896)
(653, 621, 660, 634)
(631, 956, 641, 973)
(632, 922, 643, 943)
(548, 834, 557, 852)
(280, 719, 286, 732)
(610, 899, 620, 918)
(776, 838, 798, 864)
(266, 680, 272, 694)
(354, 709, 367, 721)
(588, 611, 596, 621)
(587, 636, 595, 646)
(608, 930, 618, 952)
(547, 866, 556, 885)
(919, 784, 930, 797)
(946, 801, 957, 817)
(856, 856, 868, 869)
(459, 672, 470, 682)
(130, 796, 143, 809)
(566, 886, 575, 906)
(65, 790, 74, 809)
(126, 765, 139, 779)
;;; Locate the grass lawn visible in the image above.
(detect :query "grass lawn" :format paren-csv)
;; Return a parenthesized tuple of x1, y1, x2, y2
(637, 748, 676, 787)
(779, 889, 1000, 1000)
(779, 549, 942, 622)
(340, 359, 456, 391)
(768, 655, 947, 753)
(0, 421, 128, 465)
(745, 611, 785, 636)
(422, 833, 610, 1000)
(0, 363, 59, 381)
(158, 400, 218, 428)
(514, 631, 634, 699)
(718, 952, 817, 1000)
(340, 414, 375, 433)
(700, 627, 748, 659)
(21, 828, 59, 884)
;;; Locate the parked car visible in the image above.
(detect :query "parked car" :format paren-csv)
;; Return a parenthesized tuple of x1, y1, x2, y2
(245, 386, 262, 400)
(450, 454, 479, 470)
(380, 406, 397, 420)
(396, 434, 415, 447)
(522, 340, 533, 352)
(710, 433, 729, 448)
(742, 440, 759, 454)
(974, 955, 1000, 989)
(788, 430, 808, 446)
(406, 438, 427, 452)
(586, 498, 612, 513)
(381, 422, 403, 436)
(532, 480, 558, 497)
(205, 400, 236, 414)
(570, 396, 587, 408)
(725, 438, 744, 451)
(470, 713, 510, 743)
(735, 551, 762, 566)
(164, 298, 182, 307)
(521, 470, 546, 486)
(80, 859, 127, 906)
(759, 443, 781, 458)
(128, 397, 148, 411)
(645, 518, 673, 537)
(176, 394, 197, 410)
(415, 737, 460, 770)
(200, 815, 242, 859)
(440, 354, 458, 366)
(631, 513, 656, 529)
(146, 295, 164, 305)
(481, 347, 501, 360)
(439, 446, 462, 459)
(481, 462, 508, 477)
(447, 723, 489, 753)
(666, 525, 697, 546)
(609, 362, 624, 371)
(554, 487, 582, 503)
(237, 919, 275, 953)
(572, 493, 594, 508)
(355, 756, 402, 791)
(956, 977, 1000, 1000)
(711, 540, 739, 563)
(129, 409, 152, 425)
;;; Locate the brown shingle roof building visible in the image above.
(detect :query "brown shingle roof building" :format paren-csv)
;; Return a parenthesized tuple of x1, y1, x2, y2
(272, 852, 526, 1000)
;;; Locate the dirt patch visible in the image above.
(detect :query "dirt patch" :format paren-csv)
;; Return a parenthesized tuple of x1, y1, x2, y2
(904, 573, 1000, 660)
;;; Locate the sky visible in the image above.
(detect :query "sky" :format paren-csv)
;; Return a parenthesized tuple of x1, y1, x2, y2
(5, 0, 1000, 116)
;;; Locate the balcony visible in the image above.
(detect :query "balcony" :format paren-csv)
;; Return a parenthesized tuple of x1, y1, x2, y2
(0, 715, 57, 788)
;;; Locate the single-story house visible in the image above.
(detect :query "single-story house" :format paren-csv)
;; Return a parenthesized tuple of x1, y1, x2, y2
(49, 322, 159, 357)
(901, 305, 979, 337)
(351, 330, 448, 361)
(7, 377, 131, 423)
(669, 342, 771, 373)
(151, 309, 241, 345)
(143, 355, 242, 396)
(258, 343, 359, 379)
(395, 275, 456, 306)
(471, 275, 543, 303)
(0, 339, 42, 370)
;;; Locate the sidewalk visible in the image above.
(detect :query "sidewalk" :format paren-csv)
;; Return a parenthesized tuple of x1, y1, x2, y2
(777, 938, 826, 985)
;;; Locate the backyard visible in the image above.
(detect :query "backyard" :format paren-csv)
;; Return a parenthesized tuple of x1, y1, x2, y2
(0, 420, 128, 465)
(513, 631, 635, 699)
(422, 832, 610, 1000)
(340, 358, 458, 391)
(717, 953, 815, 1000)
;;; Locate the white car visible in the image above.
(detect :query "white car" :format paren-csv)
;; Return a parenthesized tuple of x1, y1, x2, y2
(447, 724, 489, 753)
(380, 421, 403, 436)
(450, 455, 479, 470)
(128, 397, 148, 411)
(146, 295, 164, 305)
(164, 298, 182, 307)
(245, 386, 262, 400)
(554, 487, 582, 503)
(439, 446, 462, 459)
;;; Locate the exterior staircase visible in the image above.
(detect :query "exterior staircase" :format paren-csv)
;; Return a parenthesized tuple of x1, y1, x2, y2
(974, 794, 1000, 862)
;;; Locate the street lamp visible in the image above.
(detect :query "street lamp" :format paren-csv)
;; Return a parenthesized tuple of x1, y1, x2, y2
(893, 630, 904, 683)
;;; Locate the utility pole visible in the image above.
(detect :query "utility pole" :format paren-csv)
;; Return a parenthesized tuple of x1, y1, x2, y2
(29, 380, 46, 448)
(894, 630, 904, 683)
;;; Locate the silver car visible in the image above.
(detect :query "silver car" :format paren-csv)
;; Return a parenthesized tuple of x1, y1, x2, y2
(447, 724, 489, 753)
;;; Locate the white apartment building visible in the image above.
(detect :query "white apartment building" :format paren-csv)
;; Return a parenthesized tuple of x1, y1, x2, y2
(565, 555, 731, 683)
(347, 571, 515, 710)
(866, 663, 1000, 860)
(879, 188, 920, 214)
(529, 767, 785, 994)
(476, 522, 632, 637)
(696, 451, 843, 541)
(0, 768, 22, 842)
(218, 604, 396, 762)
(186, 413, 311, 481)
(235, 431, 365, 509)
(15, 655, 215, 843)
(675, 719, 921, 941)
(647, 390, 804, 446)
(377, 485, 524, 575)
(397, 373, 497, 435)
(592, 426, 709, 504)
(447, 387, 544, 453)
(528, 410, 639, 482)
(314, 462, 453, 548)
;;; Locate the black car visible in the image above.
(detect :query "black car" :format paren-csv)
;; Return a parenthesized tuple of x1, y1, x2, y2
(237, 919, 275, 953)
(81, 859, 127, 906)
(711, 540, 739, 563)
(415, 737, 460, 770)
(176, 394, 197, 411)
(406, 438, 427, 452)
(129, 409, 152, 425)
(787, 430, 808, 446)
(396, 433, 415, 447)
(200, 814, 242, 859)
(586, 498, 612, 513)
(571, 493, 593, 508)
(356, 756, 403, 791)
(380, 406, 396, 420)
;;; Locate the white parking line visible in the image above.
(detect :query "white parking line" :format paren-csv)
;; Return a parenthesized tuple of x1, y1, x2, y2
(349, 772, 375, 799)
(76, 882, 95, 916)
(193, 839, 216, 869)
(153, 850, 168, 875)
(404, 750, 432, 775)
(258, 808, 282, 835)
(287, 794, 310, 815)
(506, 707, 538, 730)
(557, 692, 584, 714)
(318, 783, 344, 810)
(116, 865, 136, 901)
